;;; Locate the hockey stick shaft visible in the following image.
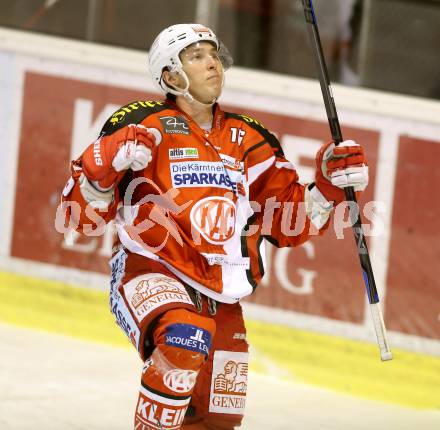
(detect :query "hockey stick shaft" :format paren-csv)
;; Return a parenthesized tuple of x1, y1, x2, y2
(301, 0, 392, 361)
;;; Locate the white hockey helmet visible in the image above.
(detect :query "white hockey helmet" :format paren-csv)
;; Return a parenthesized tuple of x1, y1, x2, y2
(148, 23, 232, 99)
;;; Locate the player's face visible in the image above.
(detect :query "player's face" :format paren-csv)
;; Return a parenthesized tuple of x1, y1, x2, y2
(180, 42, 224, 103)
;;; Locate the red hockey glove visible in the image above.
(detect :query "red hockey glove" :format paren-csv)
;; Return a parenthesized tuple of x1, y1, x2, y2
(82, 124, 156, 190)
(315, 140, 369, 205)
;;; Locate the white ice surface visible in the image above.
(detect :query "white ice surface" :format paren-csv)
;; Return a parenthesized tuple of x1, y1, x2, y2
(0, 323, 439, 430)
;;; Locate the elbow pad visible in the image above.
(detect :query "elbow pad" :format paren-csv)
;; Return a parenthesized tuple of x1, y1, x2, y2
(79, 173, 114, 210)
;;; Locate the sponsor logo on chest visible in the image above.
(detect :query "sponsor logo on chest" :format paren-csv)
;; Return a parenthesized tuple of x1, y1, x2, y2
(219, 153, 241, 170)
(170, 161, 235, 191)
(160, 115, 190, 135)
(190, 196, 236, 244)
(169, 147, 199, 160)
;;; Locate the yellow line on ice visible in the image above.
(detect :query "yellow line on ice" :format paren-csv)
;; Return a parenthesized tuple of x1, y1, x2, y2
(1, 271, 439, 410)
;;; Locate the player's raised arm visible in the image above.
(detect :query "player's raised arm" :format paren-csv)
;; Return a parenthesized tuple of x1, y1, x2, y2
(60, 123, 156, 233)
(248, 133, 368, 247)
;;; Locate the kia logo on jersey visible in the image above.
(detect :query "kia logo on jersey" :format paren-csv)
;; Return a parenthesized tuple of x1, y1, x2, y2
(163, 369, 198, 393)
(190, 197, 236, 244)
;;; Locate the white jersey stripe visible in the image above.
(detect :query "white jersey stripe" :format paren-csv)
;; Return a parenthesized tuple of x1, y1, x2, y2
(247, 156, 275, 185)
(139, 385, 191, 407)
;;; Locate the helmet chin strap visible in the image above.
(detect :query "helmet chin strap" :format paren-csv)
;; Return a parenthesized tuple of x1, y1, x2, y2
(164, 69, 220, 107)
(185, 92, 217, 107)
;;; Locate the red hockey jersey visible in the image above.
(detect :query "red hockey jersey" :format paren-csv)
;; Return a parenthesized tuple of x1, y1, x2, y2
(61, 99, 328, 303)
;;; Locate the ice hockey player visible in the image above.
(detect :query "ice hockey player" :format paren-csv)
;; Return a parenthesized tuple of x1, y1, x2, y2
(60, 23, 368, 430)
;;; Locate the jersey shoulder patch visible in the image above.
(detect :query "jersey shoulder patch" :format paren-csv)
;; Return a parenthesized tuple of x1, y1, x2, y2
(225, 112, 267, 131)
(101, 100, 170, 135)
(224, 111, 284, 157)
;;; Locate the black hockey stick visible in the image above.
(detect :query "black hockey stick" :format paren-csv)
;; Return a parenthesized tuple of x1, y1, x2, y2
(301, 0, 392, 361)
